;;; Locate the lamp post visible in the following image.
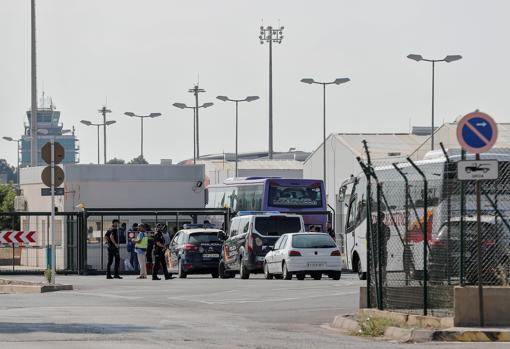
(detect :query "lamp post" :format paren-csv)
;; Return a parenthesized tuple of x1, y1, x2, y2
(300, 78, 350, 190)
(2, 137, 21, 189)
(80, 120, 117, 164)
(188, 85, 206, 159)
(124, 112, 162, 160)
(407, 54, 462, 150)
(97, 106, 112, 164)
(216, 95, 260, 177)
(172, 102, 213, 164)
(260, 25, 284, 159)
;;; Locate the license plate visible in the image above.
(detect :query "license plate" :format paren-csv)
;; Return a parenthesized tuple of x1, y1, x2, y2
(203, 253, 219, 258)
(307, 262, 326, 268)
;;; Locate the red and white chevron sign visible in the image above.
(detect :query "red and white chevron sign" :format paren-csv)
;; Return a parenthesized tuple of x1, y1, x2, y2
(0, 231, 36, 244)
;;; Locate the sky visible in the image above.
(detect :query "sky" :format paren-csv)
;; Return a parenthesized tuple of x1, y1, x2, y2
(1, 0, 509, 166)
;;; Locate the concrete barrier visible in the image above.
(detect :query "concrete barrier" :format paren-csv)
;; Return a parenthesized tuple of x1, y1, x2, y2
(454, 286, 510, 327)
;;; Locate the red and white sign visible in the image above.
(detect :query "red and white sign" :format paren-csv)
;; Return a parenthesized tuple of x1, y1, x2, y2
(0, 231, 36, 244)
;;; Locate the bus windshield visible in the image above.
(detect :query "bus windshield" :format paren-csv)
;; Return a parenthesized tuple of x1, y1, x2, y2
(268, 184, 322, 208)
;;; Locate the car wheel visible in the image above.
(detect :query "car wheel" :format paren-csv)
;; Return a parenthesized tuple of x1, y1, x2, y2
(357, 258, 367, 280)
(219, 261, 231, 279)
(240, 259, 250, 279)
(296, 273, 305, 280)
(178, 259, 187, 279)
(312, 272, 322, 280)
(329, 271, 341, 280)
(282, 262, 292, 280)
(264, 262, 273, 280)
(274, 274, 283, 279)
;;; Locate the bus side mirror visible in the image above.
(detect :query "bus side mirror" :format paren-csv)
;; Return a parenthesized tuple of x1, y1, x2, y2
(205, 188, 209, 205)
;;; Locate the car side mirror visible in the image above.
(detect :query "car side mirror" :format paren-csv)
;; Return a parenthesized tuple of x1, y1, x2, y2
(217, 231, 227, 241)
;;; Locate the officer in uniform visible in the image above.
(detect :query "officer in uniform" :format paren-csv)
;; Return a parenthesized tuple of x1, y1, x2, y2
(105, 219, 122, 279)
(152, 224, 171, 280)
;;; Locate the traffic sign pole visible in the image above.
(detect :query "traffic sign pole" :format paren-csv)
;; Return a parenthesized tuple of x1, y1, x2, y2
(51, 139, 56, 284)
(456, 111, 498, 328)
(475, 152, 484, 327)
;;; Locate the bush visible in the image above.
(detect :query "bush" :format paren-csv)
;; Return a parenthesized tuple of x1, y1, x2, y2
(355, 316, 396, 337)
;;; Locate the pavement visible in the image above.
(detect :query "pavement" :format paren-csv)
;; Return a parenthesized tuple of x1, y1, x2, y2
(0, 273, 509, 348)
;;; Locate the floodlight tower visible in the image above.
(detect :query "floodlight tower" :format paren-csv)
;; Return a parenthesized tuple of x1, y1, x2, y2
(188, 85, 206, 159)
(259, 24, 284, 159)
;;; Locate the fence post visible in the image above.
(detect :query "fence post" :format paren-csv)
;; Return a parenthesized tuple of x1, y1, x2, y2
(362, 140, 375, 309)
(393, 163, 411, 285)
(439, 142, 452, 285)
(357, 156, 376, 309)
(407, 157, 428, 316)
(376, 182, 384, 310)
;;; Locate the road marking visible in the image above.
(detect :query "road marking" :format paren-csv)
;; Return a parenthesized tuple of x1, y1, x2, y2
(192, 291, 358, 305)
(66, 291, 141, 300)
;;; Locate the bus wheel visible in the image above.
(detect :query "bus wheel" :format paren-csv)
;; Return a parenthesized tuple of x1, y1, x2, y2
(296, 273, 305, 280)
(357, 258, 367, 280)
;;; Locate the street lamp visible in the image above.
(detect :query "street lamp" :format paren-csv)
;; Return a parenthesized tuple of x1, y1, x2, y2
(407, 54, 462, 150)
(80, 119, 117, 164)
(260, 25, 284, 159)
(216, 95, 260, 177)
(172, 102, 214, 164)
(188, 85, 207, 159)
(2, 136, 21, 189)
(98, 106, 112, 164)
(300, 77, 350, 190)
(124, 112, 162, 160)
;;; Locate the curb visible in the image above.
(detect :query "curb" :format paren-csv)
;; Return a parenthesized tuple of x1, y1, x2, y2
(384, 326, 433, 342)
(432, 330, 510, 342)
(331, 315, 360, 332)
(0, 279, 73, 294)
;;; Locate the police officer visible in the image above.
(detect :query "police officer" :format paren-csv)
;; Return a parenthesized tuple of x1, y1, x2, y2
(105, 219, 122, 279)
(152, 224, 171, 280)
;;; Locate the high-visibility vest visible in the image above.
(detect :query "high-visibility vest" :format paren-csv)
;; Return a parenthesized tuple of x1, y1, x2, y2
(135, 232, 148, 249)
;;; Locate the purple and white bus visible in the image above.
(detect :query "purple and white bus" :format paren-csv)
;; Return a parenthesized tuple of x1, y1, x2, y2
(206, 177, 327, 230)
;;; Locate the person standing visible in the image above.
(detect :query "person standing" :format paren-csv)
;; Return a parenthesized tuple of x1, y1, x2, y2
(152, 224, 171, 280)
(132, 223, 148, 279)
(105, 219, 122, 279)
(127, 223, 139, 272)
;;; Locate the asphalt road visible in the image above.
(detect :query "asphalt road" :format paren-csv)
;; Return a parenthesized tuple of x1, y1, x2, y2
(0, 273, 507, 349)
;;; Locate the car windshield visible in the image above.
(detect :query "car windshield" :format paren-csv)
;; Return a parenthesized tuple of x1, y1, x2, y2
(254, 216, 302, 236)
(292, 234, 336, 248)
(188, 232, 220, 244)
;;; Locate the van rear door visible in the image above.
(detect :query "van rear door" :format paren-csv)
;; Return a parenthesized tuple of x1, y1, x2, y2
(251, 215, 303, 257)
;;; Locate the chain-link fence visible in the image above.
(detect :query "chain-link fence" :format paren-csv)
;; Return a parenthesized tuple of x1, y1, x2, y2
(359, 142, 510, 316)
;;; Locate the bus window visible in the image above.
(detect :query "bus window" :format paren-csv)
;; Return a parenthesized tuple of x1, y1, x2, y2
(347, 194, 358, 230)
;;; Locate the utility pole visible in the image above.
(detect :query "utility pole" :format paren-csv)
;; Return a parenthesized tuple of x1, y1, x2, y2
(260, 25, 284, 159)
(30, 0, 38, 167)
(98, 106, 111, 164)
(188, 84, 205, 159)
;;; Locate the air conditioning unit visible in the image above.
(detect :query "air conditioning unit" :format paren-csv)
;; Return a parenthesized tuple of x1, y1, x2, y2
(14, 196, 27, 212)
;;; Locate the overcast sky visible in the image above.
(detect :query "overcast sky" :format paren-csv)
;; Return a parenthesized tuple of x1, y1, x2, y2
(1, 0, 509, 165)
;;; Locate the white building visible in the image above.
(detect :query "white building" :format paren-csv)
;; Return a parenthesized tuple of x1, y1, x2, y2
(201, 159, 304, 185)
(16, 164, 206, 271)
(303, 132, 428, 212)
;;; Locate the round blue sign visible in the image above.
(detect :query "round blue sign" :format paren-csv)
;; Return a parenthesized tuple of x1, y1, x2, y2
(456, 112, 498, 154)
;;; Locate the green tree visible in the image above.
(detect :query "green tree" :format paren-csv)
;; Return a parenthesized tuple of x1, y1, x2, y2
(0, 159, 16, 183)
(128, 155, 148, 164)
(0, 184, 16, 229)
(107, 158, 126, 164)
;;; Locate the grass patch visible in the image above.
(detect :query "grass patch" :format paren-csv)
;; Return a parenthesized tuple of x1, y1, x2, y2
(353, 316, 398, 337)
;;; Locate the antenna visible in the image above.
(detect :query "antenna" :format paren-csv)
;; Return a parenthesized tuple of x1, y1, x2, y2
(197, 73, 200, 86)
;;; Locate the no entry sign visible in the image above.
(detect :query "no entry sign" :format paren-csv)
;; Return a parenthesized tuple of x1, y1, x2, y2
(456, 111, 498, 154)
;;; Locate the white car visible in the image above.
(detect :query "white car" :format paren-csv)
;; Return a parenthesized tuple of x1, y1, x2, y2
(263, 233, 342, 280)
